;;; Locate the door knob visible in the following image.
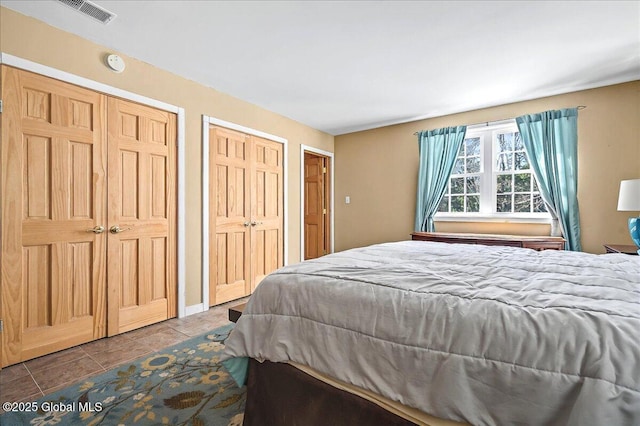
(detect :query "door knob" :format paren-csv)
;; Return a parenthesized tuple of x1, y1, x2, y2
(109, 225, 131, 234)
(250, 221, 263, 226)
(87, 226, 105, 234)
(243, 221, 251, 227)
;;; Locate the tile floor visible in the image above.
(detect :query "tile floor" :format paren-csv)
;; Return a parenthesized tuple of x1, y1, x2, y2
(0, 298, 248, 414)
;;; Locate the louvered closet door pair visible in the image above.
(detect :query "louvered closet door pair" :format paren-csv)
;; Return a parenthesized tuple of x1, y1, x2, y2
(209, 125, 284, 306)
(0, 67, 176, 367)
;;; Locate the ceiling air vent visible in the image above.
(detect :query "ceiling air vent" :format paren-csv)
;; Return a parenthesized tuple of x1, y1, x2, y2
(56, 0, 116, 25)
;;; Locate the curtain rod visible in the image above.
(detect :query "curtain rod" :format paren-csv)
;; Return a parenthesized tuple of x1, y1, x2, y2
(413, 105, 587, 135)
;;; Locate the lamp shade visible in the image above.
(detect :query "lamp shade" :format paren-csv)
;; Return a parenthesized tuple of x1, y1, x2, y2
(617, 179, 640, 211)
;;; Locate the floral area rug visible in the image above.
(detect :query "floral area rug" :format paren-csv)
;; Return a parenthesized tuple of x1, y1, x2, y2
(1, 324, 245, 426)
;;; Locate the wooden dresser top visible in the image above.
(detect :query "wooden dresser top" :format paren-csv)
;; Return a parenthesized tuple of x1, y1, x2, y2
(411, 232, 566, 243)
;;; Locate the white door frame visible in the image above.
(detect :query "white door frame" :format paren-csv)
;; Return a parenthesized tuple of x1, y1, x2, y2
(0, 53, 189, 318)
(201, 115, 288, 311)
(300, 145, 335, 260)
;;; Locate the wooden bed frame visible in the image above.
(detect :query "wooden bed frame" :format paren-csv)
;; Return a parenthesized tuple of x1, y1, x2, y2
(243, 358, 417, 426)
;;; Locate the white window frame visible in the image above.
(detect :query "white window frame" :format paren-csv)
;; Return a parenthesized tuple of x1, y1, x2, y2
(436, 120, 551, 224)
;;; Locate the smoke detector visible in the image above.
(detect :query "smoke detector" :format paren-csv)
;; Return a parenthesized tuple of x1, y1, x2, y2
(105, 54, 125, 73)
(56, 0, 116, 25)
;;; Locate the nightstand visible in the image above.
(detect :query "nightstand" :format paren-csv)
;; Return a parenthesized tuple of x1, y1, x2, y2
(603, 244, 639, 255)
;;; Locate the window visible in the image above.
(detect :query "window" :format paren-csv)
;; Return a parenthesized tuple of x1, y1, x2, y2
(437, 121, 547, 219)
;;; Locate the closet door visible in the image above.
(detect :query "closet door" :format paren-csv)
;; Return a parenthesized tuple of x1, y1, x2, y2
(1, 66, 107, 365)
(208, 126, 284, 305)
(107, 98, 177, 335)
(209, 126, 252, 305)
(250, 136, 284, 290)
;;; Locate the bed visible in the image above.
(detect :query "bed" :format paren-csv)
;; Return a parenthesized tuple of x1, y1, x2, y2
(221, 240, 640, 425)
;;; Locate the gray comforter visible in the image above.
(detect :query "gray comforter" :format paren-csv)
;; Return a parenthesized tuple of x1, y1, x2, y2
(222, 241, 640, 425)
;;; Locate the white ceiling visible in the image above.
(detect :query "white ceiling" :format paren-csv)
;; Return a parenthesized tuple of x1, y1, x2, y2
(3, 1, 639, 135)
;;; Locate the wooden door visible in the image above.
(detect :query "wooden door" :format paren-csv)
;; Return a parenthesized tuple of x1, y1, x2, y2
(107, 98, 177, 335)
(250, 136, 284, 290)
(209, 126, 252, 305)
(304, 152, 328, 259)
(1, 66, 107, 365)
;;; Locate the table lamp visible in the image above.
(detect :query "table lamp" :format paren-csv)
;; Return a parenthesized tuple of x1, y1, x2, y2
(617, 179, 640, 254)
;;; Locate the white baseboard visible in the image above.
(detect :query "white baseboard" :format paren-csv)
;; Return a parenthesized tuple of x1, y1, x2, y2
(184, 303, 207, 317)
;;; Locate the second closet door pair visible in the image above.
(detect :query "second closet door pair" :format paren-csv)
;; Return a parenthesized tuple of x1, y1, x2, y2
(209, 125, 284, 305)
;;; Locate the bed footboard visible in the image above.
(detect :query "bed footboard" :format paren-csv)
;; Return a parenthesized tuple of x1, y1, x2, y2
(243, 358, 416, 426)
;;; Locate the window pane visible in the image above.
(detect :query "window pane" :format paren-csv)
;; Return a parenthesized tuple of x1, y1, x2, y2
(451, 177, 464, 194)
(452, 158, 464, 175)
(466, 137, 480, 156)
(496, 194, 512, 212)
(467, 195, 480, 212)
(514, 173, 531, 192)
(514, 132, 524, 150)
(466, 156, 481, 173)
(451, 196, 465, 212)
(533, 177, 539, 192)
(514, 152, 529, 170)
(438, 196, 449, 212)
(533, 193, 546, 212)
(441, 124, 549, 217)
(497, 133, 513, 152)
(496, 153, 512, 171)
(514, 194, 530, 212)
(466, 176, 480, 194)
(496, 174, 512, 193)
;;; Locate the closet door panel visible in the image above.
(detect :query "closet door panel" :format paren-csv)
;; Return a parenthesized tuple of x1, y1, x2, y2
(250, 137, 284, 290)
(1, 66, 107, 366)
(209, 126, 251, 305)
(107, 98, 176, 336)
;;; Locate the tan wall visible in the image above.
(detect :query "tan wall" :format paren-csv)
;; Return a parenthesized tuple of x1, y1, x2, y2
(0, 7, 334, 306)
(335, 81, 640, 254)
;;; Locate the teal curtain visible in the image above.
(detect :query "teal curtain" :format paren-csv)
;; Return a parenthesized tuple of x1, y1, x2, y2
(515, 108, 581, 251)
(415, 126, 467, 232)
